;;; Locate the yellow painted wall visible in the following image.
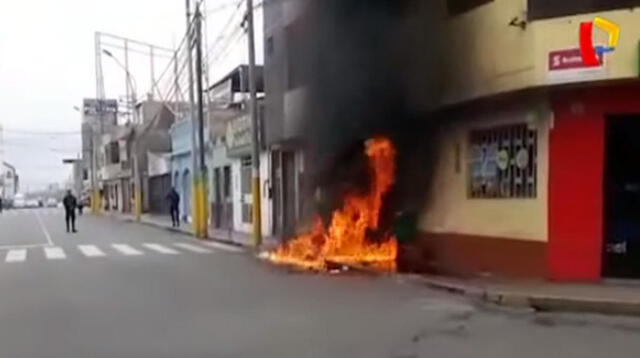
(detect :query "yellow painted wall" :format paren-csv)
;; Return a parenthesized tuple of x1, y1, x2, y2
(419, 99, 550, 242)
(440, 0, 640, 105)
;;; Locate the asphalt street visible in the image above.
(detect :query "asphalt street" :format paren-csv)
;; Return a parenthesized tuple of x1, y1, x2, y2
(1, 207, 640, 358)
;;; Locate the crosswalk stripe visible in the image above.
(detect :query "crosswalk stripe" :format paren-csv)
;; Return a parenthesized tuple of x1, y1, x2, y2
(112, 244, 143, 256)
(6, 249, 27, 263)
(200, 241, 244, 253)
(143, 243, 180, 254)
(44, 247, 66, 260)
(78, 245, 106, 257)
(173, 242, 213, 253)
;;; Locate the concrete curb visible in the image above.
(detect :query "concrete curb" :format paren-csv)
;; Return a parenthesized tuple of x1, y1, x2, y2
(418, 277, 640, 317)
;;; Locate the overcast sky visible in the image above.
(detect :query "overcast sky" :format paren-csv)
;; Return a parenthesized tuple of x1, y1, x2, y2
(0, 0, 262, 192)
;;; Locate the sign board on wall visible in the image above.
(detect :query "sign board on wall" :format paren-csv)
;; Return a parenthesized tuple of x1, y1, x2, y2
(226, 113, 252, 157)
(82, 98, 118, 115)
(209, 79, 233, 106)
(547, 48, 607, 84)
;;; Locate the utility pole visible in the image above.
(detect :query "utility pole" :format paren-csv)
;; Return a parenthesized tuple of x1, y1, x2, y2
(194, 6, 208, 238)
(185, 0, 202, 235)
(132, 98, 141, 221)
(246, 0, 262, 247)
(93, 32, 104, 215)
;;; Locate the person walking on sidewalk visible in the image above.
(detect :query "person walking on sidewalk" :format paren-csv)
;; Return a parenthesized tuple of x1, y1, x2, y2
(77, 196, 84, 216)
(167, 187, 180, 228)
(63, 190, 78, 233)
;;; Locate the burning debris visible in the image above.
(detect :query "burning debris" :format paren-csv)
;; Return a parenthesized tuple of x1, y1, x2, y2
(265, 137, 399, 271)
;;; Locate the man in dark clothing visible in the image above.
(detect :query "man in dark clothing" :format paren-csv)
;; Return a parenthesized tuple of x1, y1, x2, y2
(63, 190, 78, 233)
(0, 197, 3, 214)
(167, 187, 180, 227)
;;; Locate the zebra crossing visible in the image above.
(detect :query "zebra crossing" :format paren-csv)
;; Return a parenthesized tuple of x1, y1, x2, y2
(0, 208, 61, 217)
(1, 241, 230, 264)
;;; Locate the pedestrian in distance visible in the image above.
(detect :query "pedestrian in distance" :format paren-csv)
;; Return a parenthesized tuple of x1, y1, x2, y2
(0, 197, 3, 214)
(63, 190, 78, 233)
(77, 197, 84, 216)
(167, 187, 180, 228)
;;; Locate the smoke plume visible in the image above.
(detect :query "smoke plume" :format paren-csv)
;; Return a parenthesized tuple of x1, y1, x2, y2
(294, 0, 446, 232)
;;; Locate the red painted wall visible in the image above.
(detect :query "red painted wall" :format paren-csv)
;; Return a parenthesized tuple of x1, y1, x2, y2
(549, 84, 640, 281)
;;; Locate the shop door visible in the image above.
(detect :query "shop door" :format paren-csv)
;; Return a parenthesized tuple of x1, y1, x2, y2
(271, 150, 297, 239)
(604, 115, 640, 278)
(240, 158, 253, 231)
(272, 151, 282, 237)
(213, 168, 222, 228)
(223, 166, 233, 229)
(213, 167, 233, 230)
(282, 151, 297, 238)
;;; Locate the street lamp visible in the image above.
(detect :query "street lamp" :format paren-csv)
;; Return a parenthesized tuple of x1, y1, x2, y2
(102, 48, 143, 222)
(102, 49, 139, 106)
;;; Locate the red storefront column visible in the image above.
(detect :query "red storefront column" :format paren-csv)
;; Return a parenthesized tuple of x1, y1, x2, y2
(548, 84, 640, 281)
(548, 96, 604, 281)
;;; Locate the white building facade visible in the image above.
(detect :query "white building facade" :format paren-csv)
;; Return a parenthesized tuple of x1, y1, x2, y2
(1, 162, 19, 201)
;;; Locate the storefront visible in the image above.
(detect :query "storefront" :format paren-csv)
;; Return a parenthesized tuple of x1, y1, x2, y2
(549, 82, 640, 281)
(416, 82, 640, 282)
(417, 94, 551, 278)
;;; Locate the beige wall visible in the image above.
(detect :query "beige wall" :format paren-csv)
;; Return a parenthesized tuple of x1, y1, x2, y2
(440, 0, 640, 105)
(419, 99, 550, 242)
(442, 0, 533, 104)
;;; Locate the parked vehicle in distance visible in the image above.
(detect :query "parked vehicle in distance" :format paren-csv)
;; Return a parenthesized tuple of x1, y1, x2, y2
(13, 194, 26, 209)
(46, 198, 58, 207)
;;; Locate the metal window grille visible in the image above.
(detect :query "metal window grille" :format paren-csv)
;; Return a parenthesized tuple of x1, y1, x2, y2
(469, 124, 537, 198)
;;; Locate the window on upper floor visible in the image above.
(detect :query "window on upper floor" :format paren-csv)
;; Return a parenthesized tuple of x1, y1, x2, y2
(528, 0, 640, 20)
(447, 0, 494, 16)
(266, 36, 274, 57)
(107, 142, 120, 164)
(285, 20, 306, 90)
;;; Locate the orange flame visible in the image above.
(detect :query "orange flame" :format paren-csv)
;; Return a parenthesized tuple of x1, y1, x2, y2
(267, 137, 398, 271)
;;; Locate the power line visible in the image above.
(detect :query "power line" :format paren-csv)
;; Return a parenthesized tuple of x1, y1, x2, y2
(205, 0, 264, 72)
(4, 140, 80, 151)
(210, 25, 246, 65)
(3, 129, 81, 136)
(205, 0, 244, 64)
(205, 0, 242, 15)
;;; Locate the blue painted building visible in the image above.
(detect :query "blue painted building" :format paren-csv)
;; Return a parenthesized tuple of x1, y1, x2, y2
(169, 118, 194, 222)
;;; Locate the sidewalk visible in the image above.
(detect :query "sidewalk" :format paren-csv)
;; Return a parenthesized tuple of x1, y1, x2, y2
(103, 211, 279, 249)
(414, 275, 640, 316)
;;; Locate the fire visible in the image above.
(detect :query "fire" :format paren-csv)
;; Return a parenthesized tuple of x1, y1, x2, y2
(266, 137, 399, 271)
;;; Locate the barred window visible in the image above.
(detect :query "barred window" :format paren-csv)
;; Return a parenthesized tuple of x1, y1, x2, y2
(469, 124, 537, 198)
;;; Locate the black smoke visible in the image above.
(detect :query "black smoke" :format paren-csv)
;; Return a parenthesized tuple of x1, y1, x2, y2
(293, 0, 446, 237)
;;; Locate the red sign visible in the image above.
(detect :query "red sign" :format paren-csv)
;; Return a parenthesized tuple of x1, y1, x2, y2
(548, 48, 603, 71)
